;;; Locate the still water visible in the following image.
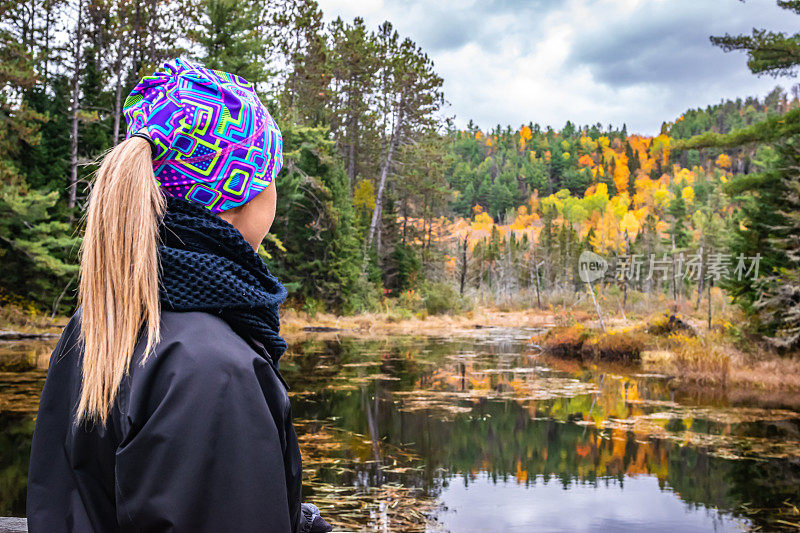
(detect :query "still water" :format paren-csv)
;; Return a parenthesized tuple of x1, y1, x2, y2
(2, 327, 800, 531)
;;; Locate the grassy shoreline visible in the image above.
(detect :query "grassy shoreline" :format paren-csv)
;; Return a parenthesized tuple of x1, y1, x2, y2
(281, 305, 800, 401)
(532, 312, 800, 406)
(279, 306, 556, 337)
(4, 302, 800, 401)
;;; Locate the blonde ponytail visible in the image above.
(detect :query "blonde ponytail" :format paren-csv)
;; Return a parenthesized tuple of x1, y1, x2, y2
(76, 136, 165, 425)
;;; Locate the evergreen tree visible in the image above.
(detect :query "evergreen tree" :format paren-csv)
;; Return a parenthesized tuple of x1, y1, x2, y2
(0, 183, 81, 310)
(268, 124, 376, 312)
(275, 0, 331, 125)
(711, 1, 800, 77)
(364, 23, 444, 253)
(755, 139, 800, 346)
(0, 32, 80, 309)
(190, 0, 272, 85)
(722, 137, 799, 343)
(328, 16, 379, 188)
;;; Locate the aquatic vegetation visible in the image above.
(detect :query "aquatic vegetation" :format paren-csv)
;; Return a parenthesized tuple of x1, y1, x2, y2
(670, 334, 731, 385)
(646, 313, 697, 336)
(4, 331, 800, 530)
(294, 418, 440, 532)
(0, 372, 46, 413)
(582, 330, 647, 362)
(535, 325, 588, 359)
(535, 324, 646, 362)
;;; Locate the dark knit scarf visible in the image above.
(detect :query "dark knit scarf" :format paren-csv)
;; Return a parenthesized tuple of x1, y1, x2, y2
(158, 197, 288, 365)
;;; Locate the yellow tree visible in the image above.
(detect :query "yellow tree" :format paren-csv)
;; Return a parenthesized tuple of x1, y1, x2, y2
(519, 125, 532, 151)
(613, 154, 631, 193)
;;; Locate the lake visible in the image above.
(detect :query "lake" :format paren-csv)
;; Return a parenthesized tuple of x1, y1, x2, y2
(2, 326, 800, 531)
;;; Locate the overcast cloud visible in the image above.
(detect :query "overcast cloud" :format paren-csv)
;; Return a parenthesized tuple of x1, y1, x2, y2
(315, 0, 799, 134)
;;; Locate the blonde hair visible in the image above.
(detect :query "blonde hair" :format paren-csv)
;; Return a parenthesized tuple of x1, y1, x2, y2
(76, 136, 165, 425)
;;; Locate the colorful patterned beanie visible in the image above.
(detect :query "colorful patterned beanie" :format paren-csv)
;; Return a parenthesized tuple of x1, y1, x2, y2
(123, 57, 282, 213)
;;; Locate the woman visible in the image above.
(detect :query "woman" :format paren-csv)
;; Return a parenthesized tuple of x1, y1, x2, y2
(27, 58, 331, 533)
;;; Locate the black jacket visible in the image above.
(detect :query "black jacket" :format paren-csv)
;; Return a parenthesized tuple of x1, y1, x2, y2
(27, 309, 303, 532)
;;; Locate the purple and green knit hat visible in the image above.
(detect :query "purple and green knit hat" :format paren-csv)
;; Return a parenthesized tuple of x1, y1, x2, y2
(123, 57, 282, 213)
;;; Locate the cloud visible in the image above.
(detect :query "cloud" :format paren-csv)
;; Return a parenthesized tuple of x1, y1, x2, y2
(316, 0, 800, 134)
(568, 1, 794, 86)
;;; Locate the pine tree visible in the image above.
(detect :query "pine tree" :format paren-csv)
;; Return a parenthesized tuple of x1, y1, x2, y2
(275, 0, 331, 125)
(363, 23, 444, 255)
(0, 33, 80, 310)
(328, 17, 379, 188)
(0, 183, 81, 309)
(190, 0, 272, 85)
(268, 123, 376, 312)
(711, 1, 800, 77)
(729, 136, 800, 345)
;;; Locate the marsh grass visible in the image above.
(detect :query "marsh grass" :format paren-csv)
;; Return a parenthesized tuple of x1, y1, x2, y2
(583, 329, 648, 362)
(535, 324, 647, 363)
(0, 302, 65, 333)
(669, 333, 731, 385)
(535, 325, 588, 359)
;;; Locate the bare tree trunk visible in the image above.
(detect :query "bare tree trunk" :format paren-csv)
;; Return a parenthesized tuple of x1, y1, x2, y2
(544, 254, 550, 294)
(147, 0, 156, 62)
(670, 234, 677, 310)
(401, 204, 408, 245)
(695, 245, 705, 310)
(505, 237, 513, 296)
(425, 218, 432, 254)
(133, 0, 141, 71)
(563, 224, 569, 289)
(43, 0, 52, 84)
(376, 218, 381, 256)
(586, 282, 606, 332)
(113, 74, 124, 145)
(112, 28, 128, 145)
(623, 232, 630, 307)
(114, 53, 124, 146)
(51, 275, 76, 319)
(533, 244, 542, 309)
(476, 255, 482, 291)
(68, 0, 84, 211)
(348, 139, 355, 186)
(366, 101, 404, 250)
(347, 107, 356, 190)
(459, 235, 468, 295)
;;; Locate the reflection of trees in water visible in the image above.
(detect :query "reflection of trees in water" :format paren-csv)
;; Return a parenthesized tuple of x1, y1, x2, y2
(362, 383, 383, 484)
(0, 413, 36, 516)
(295, 364, 794, 527)
(0, 340, 56, 372)
(714, 455, 800, 530)
(285, 336, 800, 531)
(3, 335, 797, 529)
(382, 396, 799, 530)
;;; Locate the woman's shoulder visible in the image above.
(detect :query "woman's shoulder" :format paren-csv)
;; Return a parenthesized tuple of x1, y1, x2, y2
(159, 310, 236, 344)
(123, 311, 263, 421)
(152, 310, 258, 373)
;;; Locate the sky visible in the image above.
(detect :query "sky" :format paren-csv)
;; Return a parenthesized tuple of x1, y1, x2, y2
(315, 0, 799, 135)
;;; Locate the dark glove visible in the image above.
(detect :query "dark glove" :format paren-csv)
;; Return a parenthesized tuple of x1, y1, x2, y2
(301, 502, 333, 533)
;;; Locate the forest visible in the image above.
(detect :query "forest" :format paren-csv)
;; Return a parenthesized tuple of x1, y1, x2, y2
(2, 0, 800, 352)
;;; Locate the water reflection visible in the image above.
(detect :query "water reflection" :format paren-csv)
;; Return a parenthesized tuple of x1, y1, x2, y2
(0, 413, 35, 517)
(283, 332, 800, 531)
(436, 474, 746, 533)
(2, 330, 800, 531)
